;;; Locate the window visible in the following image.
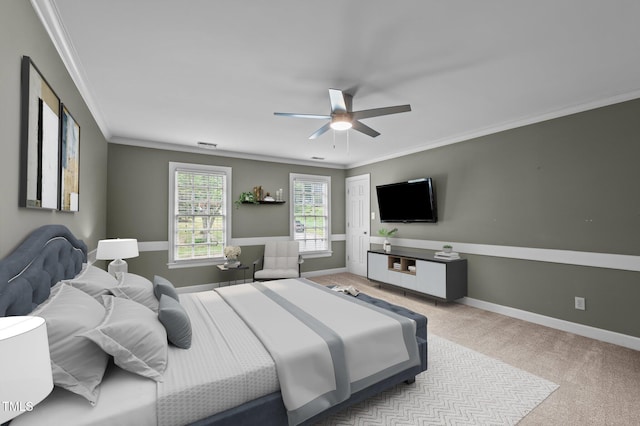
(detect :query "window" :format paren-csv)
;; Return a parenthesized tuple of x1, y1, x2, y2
(169, 162, 231, 267)
(290, 173, 331, 256)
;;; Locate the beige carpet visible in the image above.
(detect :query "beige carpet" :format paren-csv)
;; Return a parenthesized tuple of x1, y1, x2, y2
(309, 273, 640, 425)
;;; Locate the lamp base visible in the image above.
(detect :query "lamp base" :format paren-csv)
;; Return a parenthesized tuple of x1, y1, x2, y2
(107, 259, 128, 276)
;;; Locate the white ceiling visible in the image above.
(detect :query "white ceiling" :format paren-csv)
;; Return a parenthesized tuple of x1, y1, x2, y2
(34, 0, 640, 168)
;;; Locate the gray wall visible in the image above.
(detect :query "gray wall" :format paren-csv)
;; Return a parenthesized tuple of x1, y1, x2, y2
(350, 98, 640, 338)
(106, 144, 346, 287)
(0, 0, 108, 257)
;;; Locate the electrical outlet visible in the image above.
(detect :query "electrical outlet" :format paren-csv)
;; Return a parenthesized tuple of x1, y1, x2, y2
(575, 296, 586, 311)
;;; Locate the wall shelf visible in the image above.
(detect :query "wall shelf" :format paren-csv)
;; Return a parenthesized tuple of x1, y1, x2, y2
(241, 200, 286, 205)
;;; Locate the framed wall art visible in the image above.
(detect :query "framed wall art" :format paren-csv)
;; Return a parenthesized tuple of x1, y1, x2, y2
(19, 56, 61, 210)
(60, 104, 80, 212)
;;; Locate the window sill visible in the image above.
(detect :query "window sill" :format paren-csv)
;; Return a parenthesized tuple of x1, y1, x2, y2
(167, 259, 225, 269)
(300, 251, 333, 259)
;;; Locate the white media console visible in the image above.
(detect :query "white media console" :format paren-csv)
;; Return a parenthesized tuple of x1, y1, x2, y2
(367, 248, 467, 302)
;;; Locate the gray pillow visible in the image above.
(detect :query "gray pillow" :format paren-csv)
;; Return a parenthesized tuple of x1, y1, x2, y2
(30, 283, 109, 404)
(62, 264, 118, 299)
(153, 275, 179, 301)
(110, 272, 159, 312)
(81, 296, 168, 381)
(158, 294, 192, 349)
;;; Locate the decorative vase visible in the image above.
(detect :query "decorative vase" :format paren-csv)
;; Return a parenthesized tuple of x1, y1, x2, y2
(224, 258, 240, 268)
(383, 240, 391, 253)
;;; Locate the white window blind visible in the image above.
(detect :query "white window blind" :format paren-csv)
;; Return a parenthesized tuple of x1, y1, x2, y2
(169, 163, 231, 266)
(290, 173, 331, 254)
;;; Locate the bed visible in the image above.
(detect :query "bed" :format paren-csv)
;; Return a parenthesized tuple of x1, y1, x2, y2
(0, 225, 427, 425)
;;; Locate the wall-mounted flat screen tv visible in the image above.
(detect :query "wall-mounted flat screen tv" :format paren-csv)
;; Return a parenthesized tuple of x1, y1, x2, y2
(376, 178, 437, 223)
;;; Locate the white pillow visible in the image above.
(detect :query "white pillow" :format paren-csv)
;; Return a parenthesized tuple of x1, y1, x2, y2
(81, 296, 168, 381)
(110, 272, 159, 312)
(62, 264, 118, 298)
(31, 283, 110, 404)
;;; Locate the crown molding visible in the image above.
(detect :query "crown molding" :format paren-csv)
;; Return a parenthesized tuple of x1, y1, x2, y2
(30, 0, 112, 139)
(109, 136, 347, 169)
(346, 89, 640, 169)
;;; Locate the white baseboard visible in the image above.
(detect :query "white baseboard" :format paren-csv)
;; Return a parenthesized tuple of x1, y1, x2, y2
(459, 297, 640, 352)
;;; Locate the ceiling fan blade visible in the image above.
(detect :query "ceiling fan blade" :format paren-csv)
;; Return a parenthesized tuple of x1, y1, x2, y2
(351, 104, 411, 120)
(274, 112, 331, 119)
(351, 120, 381, 138)
(328, 88, 348, 113)
(309, 122, 332, 139)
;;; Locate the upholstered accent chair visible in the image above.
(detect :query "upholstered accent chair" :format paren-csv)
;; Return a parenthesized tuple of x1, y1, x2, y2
(253, 241, 303, 281)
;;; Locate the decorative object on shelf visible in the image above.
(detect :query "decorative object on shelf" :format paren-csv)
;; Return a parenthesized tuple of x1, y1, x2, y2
(435, 248, 461, 260)
(224, 245, 242, 267)
(235, 191, 258, 208)
(276, 188, 283, 201)
(263, 192, 275, 202)
(96, 238, 139, 276)
(253, 186, 263, 201)
(378, 227, 398, 253)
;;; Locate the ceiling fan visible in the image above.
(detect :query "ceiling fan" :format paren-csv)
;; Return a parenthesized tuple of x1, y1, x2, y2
(274, 89, 411, 139)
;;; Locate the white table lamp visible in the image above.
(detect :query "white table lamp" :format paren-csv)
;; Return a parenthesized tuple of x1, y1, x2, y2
(96, 238, 139, 276)
(0, 316, 53, 423)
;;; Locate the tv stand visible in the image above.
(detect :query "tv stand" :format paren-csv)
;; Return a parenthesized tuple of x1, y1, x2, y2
(367, 248, 467, 302)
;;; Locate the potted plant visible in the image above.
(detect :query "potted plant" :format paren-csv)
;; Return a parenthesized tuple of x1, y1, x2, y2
(443, 244, 453, 253)
(378, 228, 398, 253)
(234, 191, 258, 208)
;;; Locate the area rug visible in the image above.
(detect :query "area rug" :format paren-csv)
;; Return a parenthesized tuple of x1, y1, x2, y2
(316, 334, 558, 426)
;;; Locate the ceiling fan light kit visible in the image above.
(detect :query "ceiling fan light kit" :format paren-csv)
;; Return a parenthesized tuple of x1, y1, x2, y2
(330, 117, 353, 131)
(274, 88, 411, 139)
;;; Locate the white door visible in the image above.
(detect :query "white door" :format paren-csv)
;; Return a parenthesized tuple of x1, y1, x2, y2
(346, 174, 370, 276)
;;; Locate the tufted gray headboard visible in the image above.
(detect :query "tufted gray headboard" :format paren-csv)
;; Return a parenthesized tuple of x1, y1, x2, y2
(0, 224, 87, 316)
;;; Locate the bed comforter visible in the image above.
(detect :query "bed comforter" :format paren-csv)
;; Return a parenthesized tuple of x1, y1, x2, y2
(215, 279, 421, 425)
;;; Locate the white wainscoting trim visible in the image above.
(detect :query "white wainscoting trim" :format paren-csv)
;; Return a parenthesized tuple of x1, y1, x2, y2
(138, 235, 347, 251)
(460, 297, 640, 352)
(370, 237, 640, 272)
(138, 241, 169, 251)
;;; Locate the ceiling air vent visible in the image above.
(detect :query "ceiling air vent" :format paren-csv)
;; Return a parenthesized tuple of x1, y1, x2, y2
(197, 141, 217, 149)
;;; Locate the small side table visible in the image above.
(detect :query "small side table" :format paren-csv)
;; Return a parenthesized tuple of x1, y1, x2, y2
(216, 264, 250, 286)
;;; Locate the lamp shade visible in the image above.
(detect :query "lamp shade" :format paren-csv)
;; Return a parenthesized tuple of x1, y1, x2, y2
(96, 238, 139, 260)
(0, 316, 53, 422)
